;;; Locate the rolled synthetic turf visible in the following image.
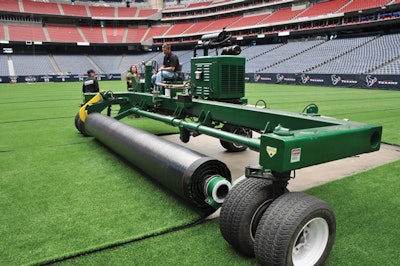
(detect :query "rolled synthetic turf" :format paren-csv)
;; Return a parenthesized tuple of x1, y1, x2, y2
(0, 82, 201, 265)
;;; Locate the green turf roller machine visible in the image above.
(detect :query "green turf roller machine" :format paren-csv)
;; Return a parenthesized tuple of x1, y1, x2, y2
(75, 30, 382, 265)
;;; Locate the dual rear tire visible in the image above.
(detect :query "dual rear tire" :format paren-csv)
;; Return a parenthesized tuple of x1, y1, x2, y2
(220, 178, 336, 266)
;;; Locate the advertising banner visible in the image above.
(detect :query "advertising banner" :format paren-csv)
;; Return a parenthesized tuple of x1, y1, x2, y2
(246, 73, 400, 90)
(0, 74, 122, 84)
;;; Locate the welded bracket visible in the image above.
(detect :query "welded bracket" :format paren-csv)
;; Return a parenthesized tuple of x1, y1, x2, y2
(244, 165, 289, 197)
(198, 109, 213, 126)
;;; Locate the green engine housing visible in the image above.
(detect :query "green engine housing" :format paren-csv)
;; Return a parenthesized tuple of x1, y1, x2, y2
(190, 56, 245, 101)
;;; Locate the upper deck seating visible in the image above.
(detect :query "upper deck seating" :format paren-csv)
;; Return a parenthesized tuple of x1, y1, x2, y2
(166, 22, 194, 36)
(227, 14, 266, 30)
(117, 7, 138, 18)
(0, 24, 5, 40)
(187, 1, 212, 9)
(259, 8, 303, 24)
(8, 24, 47, 42)
(106, 27, 125, 43)
(201, 16, 241, 32)
(0, 0, 20, 12)
(80, 26, 104, 43)
(296, 0, 349, 18)
(60, 3, 88, 17)
(22, 0, 61, 15)
(338, 0, 391, 13)
(46, 25, 84, 43)
(137, 9, 158, 18)
(142, 25, 170, 41)
(89, 6, 115, 18)
(125, 27, 148, 43)
(183, 20, 210, 34)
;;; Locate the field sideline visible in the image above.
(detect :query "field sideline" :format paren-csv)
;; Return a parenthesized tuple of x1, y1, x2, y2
(1, 81, 399, 265)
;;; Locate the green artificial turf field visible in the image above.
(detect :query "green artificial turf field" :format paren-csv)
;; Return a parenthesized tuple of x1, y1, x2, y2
(1, 81, 399, 265)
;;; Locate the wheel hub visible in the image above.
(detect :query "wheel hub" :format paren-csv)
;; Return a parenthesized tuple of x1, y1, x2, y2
(292, 217, 329, 266)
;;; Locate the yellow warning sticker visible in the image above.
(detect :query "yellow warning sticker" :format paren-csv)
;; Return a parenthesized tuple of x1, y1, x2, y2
(266, 146, 277, 158)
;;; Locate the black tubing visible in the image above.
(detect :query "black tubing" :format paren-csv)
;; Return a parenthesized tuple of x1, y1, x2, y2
(85, 113, 231, 210)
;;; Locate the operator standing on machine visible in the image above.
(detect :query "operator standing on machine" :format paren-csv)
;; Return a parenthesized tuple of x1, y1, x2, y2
(82, 69, 99, 93)
(151, 43, 180, 92)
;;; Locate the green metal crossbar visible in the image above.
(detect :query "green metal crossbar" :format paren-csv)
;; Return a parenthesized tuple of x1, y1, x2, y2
(82, 91, 381, 175)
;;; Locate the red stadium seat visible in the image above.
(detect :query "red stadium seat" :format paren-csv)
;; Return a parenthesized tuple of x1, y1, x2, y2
(89, 6, 115, 18)
(0, 24, 5, 40)
(0, 0, 20, 12)
(117, 6, 138, 18)
(137, 9, 158, 18)
(201, 16, 241, 32)
(259, 8, 303, 24)
(8, 24, 47, 42)
(80, 26, 104, 43)
(126, 27, 148, 43)
(46, 25, 84, 43)
(61, 3, 89, 17)
(338, 0, 391, 13)
(296, 0, 349, 18)
(167, 22, 195, 36)
(22, 0, 61, 15)
(142, 25, 170, 41)
(106, 27, 125, 43)
(228, 14, 268, 30)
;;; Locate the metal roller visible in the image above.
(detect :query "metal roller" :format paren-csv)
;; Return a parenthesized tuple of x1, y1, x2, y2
(85, 113, 232, 211)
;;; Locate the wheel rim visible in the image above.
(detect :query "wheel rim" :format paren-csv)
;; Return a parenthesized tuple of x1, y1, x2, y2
(292, 217, 329, 266)
(231, 128, 251, 149)
(249, 199, 273, 241)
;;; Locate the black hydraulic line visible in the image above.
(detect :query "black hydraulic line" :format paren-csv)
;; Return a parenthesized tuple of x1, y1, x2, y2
(85, 113, 232, 212)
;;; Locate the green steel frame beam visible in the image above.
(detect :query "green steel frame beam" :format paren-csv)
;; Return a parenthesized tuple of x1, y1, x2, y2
(83, 91, 382, 174)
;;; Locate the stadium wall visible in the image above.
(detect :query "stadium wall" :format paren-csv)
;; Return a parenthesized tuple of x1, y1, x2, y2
(1, 72, 399, 90)
(0, 73, 121, 84)
(246, 73, 400, 90)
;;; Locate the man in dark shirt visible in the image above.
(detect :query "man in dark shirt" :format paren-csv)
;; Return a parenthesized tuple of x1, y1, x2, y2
(151, 43, 180, 91)
(82, 69, 99, 93)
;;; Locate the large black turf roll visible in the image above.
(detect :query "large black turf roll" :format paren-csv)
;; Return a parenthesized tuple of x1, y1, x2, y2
(85, 113, 231, 210)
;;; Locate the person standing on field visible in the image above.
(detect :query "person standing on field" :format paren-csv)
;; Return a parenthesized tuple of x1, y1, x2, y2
(82, 69, 99, 93)
(126, 65, 140, 91)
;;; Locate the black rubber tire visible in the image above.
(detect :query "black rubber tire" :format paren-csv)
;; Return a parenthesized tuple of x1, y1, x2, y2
(74, 113, 91, 137)
(219, 178, 285, 257)
(219, 124, 253, 152)
(254, 192, 336, 266)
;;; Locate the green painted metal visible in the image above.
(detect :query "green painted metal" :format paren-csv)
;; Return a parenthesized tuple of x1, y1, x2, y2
(259, 123, 381, 173)
(190, 56, 245, 101)
(82, 90, 381, 175)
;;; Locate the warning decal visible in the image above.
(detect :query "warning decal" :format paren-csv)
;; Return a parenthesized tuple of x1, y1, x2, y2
(290, 148, 301, 163)
(266, 146, 277, 158)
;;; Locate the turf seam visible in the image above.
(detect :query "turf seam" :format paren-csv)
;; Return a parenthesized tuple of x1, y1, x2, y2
(0, 117, 72, 124)
(31, 216, 209, 266)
